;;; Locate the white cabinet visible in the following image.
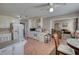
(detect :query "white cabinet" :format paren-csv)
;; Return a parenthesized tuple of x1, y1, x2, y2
(29, 31, 49, 42)
(0, 33, 11, 41)
(0, 45, 13, 55)
(38, 33, 45, 42)
(12, 41, 25, 55)
(0, 40, 26, 55)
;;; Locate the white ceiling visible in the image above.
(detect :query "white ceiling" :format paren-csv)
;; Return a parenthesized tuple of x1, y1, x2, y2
(0, 3, 79, 18)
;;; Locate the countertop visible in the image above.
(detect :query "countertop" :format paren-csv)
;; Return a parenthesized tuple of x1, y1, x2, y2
(0, 40, 19, 49)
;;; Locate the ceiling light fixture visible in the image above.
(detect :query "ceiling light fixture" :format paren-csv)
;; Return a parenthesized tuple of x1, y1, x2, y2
(49, 7, 54, 12)
(49, 3, 54, 12)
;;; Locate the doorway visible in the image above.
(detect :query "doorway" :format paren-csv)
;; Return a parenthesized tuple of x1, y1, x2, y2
(20, 22, 25, 38)
(54, 23, 60, 31)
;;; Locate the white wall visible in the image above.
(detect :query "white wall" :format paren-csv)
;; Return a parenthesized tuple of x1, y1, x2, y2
(51, 13, 79, 33)
(0, 15, 18, 28)
(27, 17, 51, 33)
(43, 18, 50, 31)
(53, 18, 75, 33)
(28, 18, 39, 28)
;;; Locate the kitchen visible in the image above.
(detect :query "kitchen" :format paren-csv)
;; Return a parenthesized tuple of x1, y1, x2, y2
(0, 3, 79, 55)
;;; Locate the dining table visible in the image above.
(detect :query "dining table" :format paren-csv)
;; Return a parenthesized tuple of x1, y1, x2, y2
(57, 38, 75, 55)
(67, 38, 79, 54)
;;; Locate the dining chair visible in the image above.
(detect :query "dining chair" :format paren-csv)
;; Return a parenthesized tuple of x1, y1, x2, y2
(53, 31, 61, 55)
(53, 38, 60, 55)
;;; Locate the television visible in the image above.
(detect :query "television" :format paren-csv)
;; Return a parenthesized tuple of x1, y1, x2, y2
(30, 28, 36, 31)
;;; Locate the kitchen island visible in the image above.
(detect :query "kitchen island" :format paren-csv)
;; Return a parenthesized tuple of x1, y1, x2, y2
(0, 40, 26, 55)
(28, 31, 49, 42)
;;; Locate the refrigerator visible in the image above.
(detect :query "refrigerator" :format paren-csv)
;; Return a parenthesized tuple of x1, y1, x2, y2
(12, 23, 24, 41)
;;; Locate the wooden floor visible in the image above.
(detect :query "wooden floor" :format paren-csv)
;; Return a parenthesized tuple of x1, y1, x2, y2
(24, 38, 56, 55)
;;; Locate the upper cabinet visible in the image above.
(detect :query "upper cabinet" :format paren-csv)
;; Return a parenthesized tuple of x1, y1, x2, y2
(29, 17, 43, 28)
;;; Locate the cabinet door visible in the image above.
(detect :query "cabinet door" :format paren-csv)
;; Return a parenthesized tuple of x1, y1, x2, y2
(0, 40, 26, 55)
(12, 41, 25, 55)
(0, 46, 12, 55)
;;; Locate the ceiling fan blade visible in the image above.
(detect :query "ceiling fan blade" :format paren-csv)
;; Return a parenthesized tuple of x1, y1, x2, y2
(34, 3, 66, 12)
(34, 3, 49, 8)
(54, 3, 66, 5)
(54, 3, 66, 6)
(52, 3, 66, 8)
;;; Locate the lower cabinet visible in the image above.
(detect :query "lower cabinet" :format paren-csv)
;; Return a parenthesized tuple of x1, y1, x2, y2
(0, 46, 13, 55)
(12, 41, 25, 55)
(29, 31, 48, 42)
(0, 40, 26, 55)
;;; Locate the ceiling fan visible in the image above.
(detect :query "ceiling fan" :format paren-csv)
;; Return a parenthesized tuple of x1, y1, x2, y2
(34, 3, 66, 12)
(16, 15, 29, 20)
